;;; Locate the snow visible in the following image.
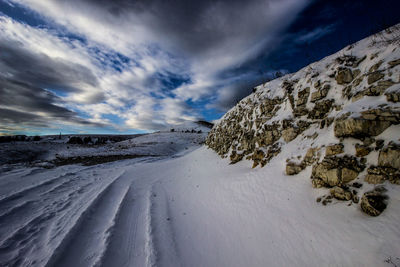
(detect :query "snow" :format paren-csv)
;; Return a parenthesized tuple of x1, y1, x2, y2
(0, 131, 399, 267)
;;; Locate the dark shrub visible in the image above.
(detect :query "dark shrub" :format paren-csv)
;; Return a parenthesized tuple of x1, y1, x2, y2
(67, 136, 83, 144)
(83, 136, 92, 144)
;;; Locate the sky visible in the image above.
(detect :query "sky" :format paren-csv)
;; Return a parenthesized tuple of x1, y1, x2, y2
(0, 0, 399, 135)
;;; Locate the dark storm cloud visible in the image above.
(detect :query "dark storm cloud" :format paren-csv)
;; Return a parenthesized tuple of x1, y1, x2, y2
(0, 77, 105, 126)
(0, 39, 99, 93)
(53, 0, 306, 57)
(0, 35, 107, 131)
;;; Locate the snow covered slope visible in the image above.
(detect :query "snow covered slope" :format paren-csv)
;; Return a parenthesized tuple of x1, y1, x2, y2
(1, 143, 399, 266)
(207, 24, 400, 216)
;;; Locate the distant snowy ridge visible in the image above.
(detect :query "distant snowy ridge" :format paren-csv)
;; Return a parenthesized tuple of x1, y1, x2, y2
(206, 23, 400, 216)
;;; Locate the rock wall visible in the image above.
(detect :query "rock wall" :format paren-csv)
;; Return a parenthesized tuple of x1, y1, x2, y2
(206, 24, 400, 216)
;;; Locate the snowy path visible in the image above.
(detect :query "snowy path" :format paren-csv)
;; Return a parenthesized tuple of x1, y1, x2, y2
(0, 147, 400, 266)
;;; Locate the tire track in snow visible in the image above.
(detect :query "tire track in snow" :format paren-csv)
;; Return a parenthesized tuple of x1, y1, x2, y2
(145, 189, 156, 267)
(44, 171, 126, 267)
(100, 182, 152, 267)
(0, 171, 76, 207)
(0, 171, 94, 243)
(148, 185, 181, 267)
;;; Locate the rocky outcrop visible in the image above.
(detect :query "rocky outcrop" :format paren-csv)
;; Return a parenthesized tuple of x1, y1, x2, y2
(365, 142, 400, 185)
(311, 156, 365, 187)
(206, 24, 400, 217)
(361, 187, 388, 216)
(336, 68, 353, 84)
(378, 142, 400, 169)
(334, 118, 391, 138)
(326, 144, 344, 156)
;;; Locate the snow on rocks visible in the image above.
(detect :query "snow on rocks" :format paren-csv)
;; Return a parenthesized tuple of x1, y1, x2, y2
(206, 24, 400, 216)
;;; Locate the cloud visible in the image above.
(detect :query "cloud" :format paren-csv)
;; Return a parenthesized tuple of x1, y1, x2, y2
(0, 78, 105, 128)
(295, 24, 336, 44)
(1, 0, 311, 134)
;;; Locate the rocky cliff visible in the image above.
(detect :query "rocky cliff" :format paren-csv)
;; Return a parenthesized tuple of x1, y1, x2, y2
(206, 24, 400, 216)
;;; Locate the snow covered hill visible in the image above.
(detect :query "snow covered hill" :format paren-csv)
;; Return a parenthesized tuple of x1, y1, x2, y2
(207, 24, 400, 217)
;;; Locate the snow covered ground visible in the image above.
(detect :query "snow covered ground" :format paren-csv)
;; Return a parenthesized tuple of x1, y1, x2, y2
(0, 130, 399, 267)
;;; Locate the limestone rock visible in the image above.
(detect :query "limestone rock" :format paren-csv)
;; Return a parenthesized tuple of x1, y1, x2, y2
(330, 186, 352, 201)
(355, 144, 371, 157)
(311, 156, 365, 187)
(251, 150, 265, 168)
(361, 108, 400, 123)
(352, 76, 363, 87)
(326, 144, 344, 156)
(386, 92, 400, 102)
(282, 127, 298, 143)
(303, 147, 320, 166)
(388, 58, 400, 67)
(378, 142, 400, 169)
(369, 60, 383, 72)
(308, 99, 334, 119)
(311, 84, 330, 103)
(361, 187, 388, 216)
(296, 87, 310, 106)
(365, 165, 400, 185)
(367, 71, 384, 84)
(352, 80, 397, 102)
(311, 178, 326, 188)
(334, 118, 391, 138)
(230, 150, 244, 164)
(365, 174, 386, 184)
(336, 68, 353, 84)
(286, 162, 305, 175)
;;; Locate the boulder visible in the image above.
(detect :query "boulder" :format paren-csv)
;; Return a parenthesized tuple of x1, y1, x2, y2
(296, 87, 310, 106)
(388, 58, 400, 67)
(367, 71, 384, 84)
(330, 186, 352, 201)
(355, 144, 371, 157)
(311, 178, 326, 188)
(282, 127, 298, 143)
(286, 162, 304, 175)
(334, 118, 391, 138)
(386, 92, 400, 102)
(303, 147, 320, 166)
(378, 143, 400, 169)
(326, 144, 344, 156)
(360, 187, 388, 216)
(366, 80, 396, 96)
(311, 156, 365, 187)
(360, 108, 400, 123)
(336, 68, 353, 84)
(308, 99, 334, 119)
(365, 165, 400, 185)
(311, 84, 330, 102)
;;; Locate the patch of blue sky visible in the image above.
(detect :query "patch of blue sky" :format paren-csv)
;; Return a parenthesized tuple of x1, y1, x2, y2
(184, 98, 222, 122)
(88, 46, 134, 73)
(157, 72, 190, 95)
(0, 0, 47, 27)
(102, 114, 124, 125)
